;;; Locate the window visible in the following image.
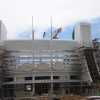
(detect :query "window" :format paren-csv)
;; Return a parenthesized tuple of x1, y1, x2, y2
(70, 75, 80, 80)
(4, 77, 14, 82)
(35, 76, 50, 80)
(53, 76, 59, 79)
(24, 77, 32, 80)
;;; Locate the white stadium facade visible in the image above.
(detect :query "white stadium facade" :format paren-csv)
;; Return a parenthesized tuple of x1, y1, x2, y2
(0, 21, 99, 100)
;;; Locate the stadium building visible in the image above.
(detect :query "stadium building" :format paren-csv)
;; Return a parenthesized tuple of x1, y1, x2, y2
(0, 21, 100, 100)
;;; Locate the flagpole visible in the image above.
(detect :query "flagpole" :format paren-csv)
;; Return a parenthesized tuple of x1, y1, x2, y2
(32, 16, 34, 65)
(49, 16, 53, 98)
(50, 16, 52, 40)
(32, 16, 34, 40)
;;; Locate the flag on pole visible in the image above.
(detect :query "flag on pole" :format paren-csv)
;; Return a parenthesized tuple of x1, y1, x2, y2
(50, 16, 53, 40)
(32, 16, 34, 40)
(53, 27, 62, 39)
(72, 29, 75, 40)
(43, 32, 46, 38)
(56, 27, 62, 33)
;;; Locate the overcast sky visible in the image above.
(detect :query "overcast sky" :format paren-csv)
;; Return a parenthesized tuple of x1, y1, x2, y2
(0, 0, 100, 39)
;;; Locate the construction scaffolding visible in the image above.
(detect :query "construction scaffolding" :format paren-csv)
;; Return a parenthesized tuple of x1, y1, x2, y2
(0, 47, 11, 99)
(0, 41, 100, 100)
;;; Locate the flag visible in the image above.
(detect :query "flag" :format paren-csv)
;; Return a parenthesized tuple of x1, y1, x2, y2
(53, 27, 62, 39)
(43, 32, 46, 38)
(72, 29, 75, 40)
(56, 27, 62, 33)
(32, 16, 34, 40)
(32, 30, 35, 40)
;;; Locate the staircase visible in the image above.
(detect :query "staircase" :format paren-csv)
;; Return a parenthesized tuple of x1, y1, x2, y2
(84, 48, 100, 83)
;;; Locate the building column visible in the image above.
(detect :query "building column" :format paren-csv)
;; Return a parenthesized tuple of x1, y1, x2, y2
(14, 77, 16, 97)
(61, 83, 65, 95)
(32, 76, 35, 96)
(50, 75, 53, 94)
(48, 75, 53, 100)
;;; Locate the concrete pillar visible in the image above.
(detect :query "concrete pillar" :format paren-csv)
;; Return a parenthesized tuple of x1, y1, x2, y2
(32, 76, 35, 96)
(48, 75, 53, 100)
(32, 84, 35, 96)
(14, 77, 16, 97)
(50, 75, 53, 94)
(61, 83, 65, 95)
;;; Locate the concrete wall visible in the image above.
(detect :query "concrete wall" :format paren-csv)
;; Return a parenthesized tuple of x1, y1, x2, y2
(4, 40, 78, 51)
